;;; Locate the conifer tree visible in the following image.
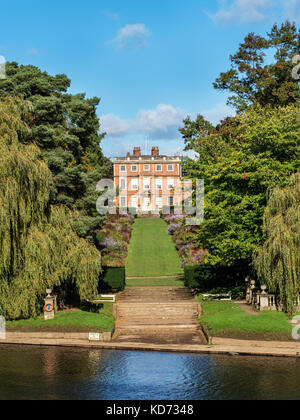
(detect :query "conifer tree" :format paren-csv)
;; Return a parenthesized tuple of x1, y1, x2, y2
(214, 21, 300, 111)
(0, 62, 112, 241)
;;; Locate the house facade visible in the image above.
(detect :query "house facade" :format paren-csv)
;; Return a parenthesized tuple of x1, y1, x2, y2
(114, 147, 183, 212)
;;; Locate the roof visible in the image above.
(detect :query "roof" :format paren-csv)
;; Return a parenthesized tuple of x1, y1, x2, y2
(114, 155, 182, 162)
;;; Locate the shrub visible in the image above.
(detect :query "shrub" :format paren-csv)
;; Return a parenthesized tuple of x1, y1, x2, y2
(99, 267, 126, 292)
(96, 232, 106, 245)
(184, 263, 246, 292)
(184, 265, 213, 290)
(167, 223, 182, 235)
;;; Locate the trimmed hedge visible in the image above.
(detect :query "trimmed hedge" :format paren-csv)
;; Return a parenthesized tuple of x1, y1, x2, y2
(184, 262, 248, 292)
(99, 267, 126, 292)
(184, 265, 214, 290)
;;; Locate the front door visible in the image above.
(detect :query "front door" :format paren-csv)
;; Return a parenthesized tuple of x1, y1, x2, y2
(143, 197, 150, 212)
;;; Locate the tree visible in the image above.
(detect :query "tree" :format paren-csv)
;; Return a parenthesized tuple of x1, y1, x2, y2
(214, 21, 300, 111)
(0, 98, 101, 320)
(254, 173, 300, 315)
(180, 104, 300, 270)
(0, 62, 112, 241)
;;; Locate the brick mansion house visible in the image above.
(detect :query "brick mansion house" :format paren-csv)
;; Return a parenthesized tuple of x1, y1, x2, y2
(114, 146, 183, 212)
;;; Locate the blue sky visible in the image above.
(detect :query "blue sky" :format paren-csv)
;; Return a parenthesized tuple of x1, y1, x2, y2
(0, 0, 299, 158)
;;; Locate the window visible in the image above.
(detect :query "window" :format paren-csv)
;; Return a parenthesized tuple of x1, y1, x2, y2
(131, 165, 138, 172)
(167, 178, 175, 190)
(168, 196, 174, 206)
(167, 164, 174, 172)
(144, 164, 150, 171)
(120, 197, 127, 208)
(156, 178, 162, 190)
(156, 165, 162, 172)
(143, 177, 150, 190)
(120, 165, 126, 172)
(120, 178, 126, 191)
(131, 178, 139, 191)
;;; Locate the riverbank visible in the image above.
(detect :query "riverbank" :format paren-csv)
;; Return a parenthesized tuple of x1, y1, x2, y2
(5, 307, 115, 333)
(1, 333, 300, 358)
(199, 299, 299, 342)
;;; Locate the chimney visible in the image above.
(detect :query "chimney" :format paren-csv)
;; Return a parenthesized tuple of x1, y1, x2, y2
(133, 147, 141, 157)
(152, 147, 159, 157)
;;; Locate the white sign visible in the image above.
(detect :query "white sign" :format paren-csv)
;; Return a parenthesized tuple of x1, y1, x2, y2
(89, 333, 100, 342)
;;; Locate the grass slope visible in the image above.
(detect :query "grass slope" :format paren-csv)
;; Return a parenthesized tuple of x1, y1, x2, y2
(126, 218, 183, 278)
(6, 305, 115, 333)
(199, 300, 298, 341)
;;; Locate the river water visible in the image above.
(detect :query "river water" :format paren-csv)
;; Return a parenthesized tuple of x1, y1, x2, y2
(0, 345, 299, 400)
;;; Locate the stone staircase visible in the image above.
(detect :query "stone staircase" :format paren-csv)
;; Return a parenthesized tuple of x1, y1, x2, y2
(113, 287, 206, 345)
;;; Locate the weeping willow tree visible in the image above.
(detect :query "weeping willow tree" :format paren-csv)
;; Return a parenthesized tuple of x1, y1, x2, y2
(0, 97, 101, 320)
(254, 173, 300, 314)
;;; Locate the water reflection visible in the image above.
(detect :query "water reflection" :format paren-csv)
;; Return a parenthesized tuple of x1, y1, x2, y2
(0, 345, 299, 400)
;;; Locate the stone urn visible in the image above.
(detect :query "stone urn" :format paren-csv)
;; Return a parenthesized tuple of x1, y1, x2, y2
(261, 285, 268, 295)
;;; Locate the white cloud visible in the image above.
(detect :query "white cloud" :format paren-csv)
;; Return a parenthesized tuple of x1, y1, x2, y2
(209, 0, 273, 24)
(101, 114, 132, 137)
(101, 103, 235, 158)
(108, 24, 150, 50)
(136, 104, 187, 139)
(101, 103, 234, 141)
(101, 104, 187, 140)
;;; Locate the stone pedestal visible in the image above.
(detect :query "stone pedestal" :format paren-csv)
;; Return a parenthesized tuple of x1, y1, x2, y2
(44, 289, 55, 320)
(259, 294, 270, 310)
(259, 285, 269, 311)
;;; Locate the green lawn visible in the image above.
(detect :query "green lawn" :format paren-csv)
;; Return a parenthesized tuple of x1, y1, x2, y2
(126, 276, 184, 287)
(199, 300, 298, 341)
(6, 305, 115, 333)
(126, 218, 183, 278)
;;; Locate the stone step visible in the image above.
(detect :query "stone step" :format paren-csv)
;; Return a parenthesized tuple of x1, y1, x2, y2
(113, 285, 202, 346)
(117, 314, 198, 320)
(116, 325, 199, 330)
(117, 318, 197, 323)
(118, 296, 193, 301)
(117, 319, 198, 324)
(117, 315, 198, 320)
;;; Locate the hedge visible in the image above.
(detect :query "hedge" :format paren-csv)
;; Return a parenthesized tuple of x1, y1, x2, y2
(99, 267, 126, 292)
(184, 261, 248, 292)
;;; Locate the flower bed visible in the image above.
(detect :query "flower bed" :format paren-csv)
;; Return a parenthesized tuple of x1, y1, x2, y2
(96, 213, 135, 267)
(163, 214, 209, 268)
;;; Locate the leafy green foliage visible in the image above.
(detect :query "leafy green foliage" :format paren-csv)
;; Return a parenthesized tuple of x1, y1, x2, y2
(184, 264, 247, 291)
(181, 104, 300, 269)
(0, 62, 112, 240)
(0, 98, 101, 320)
(100, 267, 126, 292)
